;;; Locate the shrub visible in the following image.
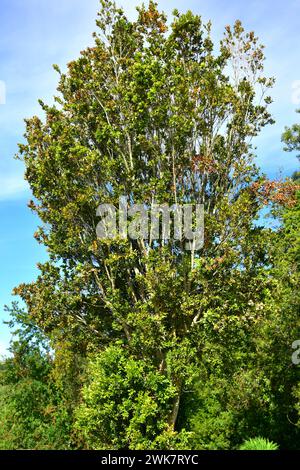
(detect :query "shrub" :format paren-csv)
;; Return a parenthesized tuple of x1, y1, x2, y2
(240, 437, 279, 450)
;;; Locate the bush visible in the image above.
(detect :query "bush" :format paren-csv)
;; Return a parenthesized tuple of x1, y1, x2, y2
(75, 345, 189, 449)
(240, 437, 279, 450)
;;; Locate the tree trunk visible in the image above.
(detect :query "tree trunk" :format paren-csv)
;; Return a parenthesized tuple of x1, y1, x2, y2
(168, 382, 181, 431)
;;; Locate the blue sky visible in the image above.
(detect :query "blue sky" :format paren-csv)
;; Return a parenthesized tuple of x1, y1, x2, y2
(0, 0, 299, 355)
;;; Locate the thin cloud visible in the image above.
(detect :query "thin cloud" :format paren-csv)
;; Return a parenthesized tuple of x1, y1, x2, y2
(0, 174, 28, 200)
(0, 340, 9, 358)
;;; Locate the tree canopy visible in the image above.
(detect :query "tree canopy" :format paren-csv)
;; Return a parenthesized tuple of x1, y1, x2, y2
(1, 1, 299, 450)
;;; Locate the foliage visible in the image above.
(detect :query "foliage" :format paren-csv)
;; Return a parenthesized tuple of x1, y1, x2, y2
(1, 1, 299, 450)
(239, 437, 279, 450)
(75, 345, 191, 449)
(282, 109, 300, 182)
(0, 305, 74, 450)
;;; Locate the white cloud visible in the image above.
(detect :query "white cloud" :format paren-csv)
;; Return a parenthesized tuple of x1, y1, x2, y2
(0, 80, 6, 105)
(0, 174, 29, 200)
(0, 340, 9, 358)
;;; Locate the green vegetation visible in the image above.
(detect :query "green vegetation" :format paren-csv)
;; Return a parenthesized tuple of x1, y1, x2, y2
(0, 1, 299, 450)
(240, 437, 279, 450)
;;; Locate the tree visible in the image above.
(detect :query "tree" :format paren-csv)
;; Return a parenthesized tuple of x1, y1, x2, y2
(12, 1, 299, 448)
(282, 109, 300, 182)
(0, 304, 73, 449)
